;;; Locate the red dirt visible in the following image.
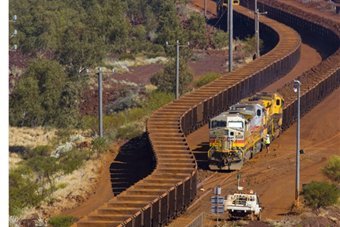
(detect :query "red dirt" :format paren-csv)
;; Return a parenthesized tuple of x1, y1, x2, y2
(113, 64, 163, 84)
(61, 150, 116, 218)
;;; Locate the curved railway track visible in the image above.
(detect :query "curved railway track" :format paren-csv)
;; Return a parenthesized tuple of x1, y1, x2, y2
(76, 0, 339, 226)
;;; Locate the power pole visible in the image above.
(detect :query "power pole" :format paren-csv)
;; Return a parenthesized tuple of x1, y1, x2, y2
(98, 67, 103, 137)
(166, 40, 189, 99)
(204, 0, 207, 18)
(176, 40, 180, 100)
(228, 0, 233, 72)
(255, 0, 260, 58)
(254, 0, 267, 58)
(294, 80, 302, 207)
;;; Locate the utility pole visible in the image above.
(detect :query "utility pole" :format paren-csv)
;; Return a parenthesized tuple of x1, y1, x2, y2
(98, 67, 103, 137)
(228, 0, 233, 72)
(166, 40, 189, 99)
(293, 79, 301, 207)
(204, 0, 207, 18)
(176, 40, 180, 100)
(254, 0, 267, 58)
(255, 0, 260, 58)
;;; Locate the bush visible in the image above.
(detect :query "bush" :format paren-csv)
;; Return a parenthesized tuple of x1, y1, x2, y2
(48, 215, 77, 227)
(22, 145, 51, 159)
(303, 181, 339, 209)
(195, 72, 220, 87)
(92, 137, 109, 154)
(212, 30, 229, 49)
(142, 91, 174, 112)
(59, 149, 90, 174)
(117, 123, 143, 140)
(323, 155, 340, 183)
(150, 60, 193, 95)
(9, 167, 42, 215)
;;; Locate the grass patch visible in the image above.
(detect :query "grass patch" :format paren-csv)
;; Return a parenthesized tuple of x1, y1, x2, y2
(194, 72, 220, 88)
(48, 215, 78, 227)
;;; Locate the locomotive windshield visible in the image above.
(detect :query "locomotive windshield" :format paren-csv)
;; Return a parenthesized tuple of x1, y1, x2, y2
(228, 121, 243, 129)
(210, 120, 227, 128)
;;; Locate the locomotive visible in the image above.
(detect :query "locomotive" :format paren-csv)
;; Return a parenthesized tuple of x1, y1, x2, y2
(208, 92, 284, 170)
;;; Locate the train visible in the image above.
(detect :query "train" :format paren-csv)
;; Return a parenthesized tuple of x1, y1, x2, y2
(208, 92, 284, 170)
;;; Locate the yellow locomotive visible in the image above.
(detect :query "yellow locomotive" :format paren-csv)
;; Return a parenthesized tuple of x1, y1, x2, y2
(208, 92, 284, 170)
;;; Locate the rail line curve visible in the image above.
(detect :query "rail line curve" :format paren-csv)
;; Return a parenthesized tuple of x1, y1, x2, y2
(76, 0, 339, 226)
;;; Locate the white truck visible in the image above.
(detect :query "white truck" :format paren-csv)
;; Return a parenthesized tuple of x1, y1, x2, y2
(224, 191, 262, 220)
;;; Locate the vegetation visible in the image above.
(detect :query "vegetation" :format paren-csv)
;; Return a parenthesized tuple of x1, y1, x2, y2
(82, 91, 174, 140)
(9, 58, 81, 127)
(150, 61, 193, 94)
(9, 167, 42, 216)
(195, 72, 220, 88)
(212, 30, 229, 49)
(9, 144, 92, 215)
(323, 155, 340, 183)
(303, 181, 339, 209)
(48, 215, 77, 227)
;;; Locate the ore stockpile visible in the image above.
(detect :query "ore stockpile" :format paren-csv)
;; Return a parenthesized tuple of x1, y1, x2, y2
(76, 1, 339, 226)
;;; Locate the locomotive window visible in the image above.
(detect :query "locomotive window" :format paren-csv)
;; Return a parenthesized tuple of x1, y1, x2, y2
(276, 99, 281, 106)
(211, 120, 227, 128)
(257, 109, 261, 116)
(228, 121, 243, 128)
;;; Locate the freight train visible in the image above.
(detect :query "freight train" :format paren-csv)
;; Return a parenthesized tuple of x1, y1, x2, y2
(208, 92, 284, 170)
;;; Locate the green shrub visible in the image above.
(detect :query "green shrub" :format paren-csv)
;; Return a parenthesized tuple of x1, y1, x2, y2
(48, 215, 77, 227)
(212, 30, 229, 49)
(195, 72, 220, 87)
(9, 167, 43, 215)
(150, 60, 193, 95)
(59, 149, 90, 174)
(323, 155, 340, 183)
(142, 91, 174, 112)
(117, 123, 143, 140)
(92, 137, 109, 154)
(22, 145, 52, 159)
(303, 181, 339, 209)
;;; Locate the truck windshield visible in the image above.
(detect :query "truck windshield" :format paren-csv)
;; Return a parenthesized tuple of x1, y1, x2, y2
(228, 121, 243, 129)
(211, 120, 227, 128)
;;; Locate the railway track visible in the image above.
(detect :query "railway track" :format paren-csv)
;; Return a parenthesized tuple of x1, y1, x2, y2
(76, 0, 339, 226)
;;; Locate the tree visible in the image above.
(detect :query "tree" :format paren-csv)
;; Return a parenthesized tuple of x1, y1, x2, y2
(150, 60, 193, 95)
(9, 74, 43, 126)
(9, 58, 69, 127)
(187, 13, 208, 49)
(303, 181, 339, 209)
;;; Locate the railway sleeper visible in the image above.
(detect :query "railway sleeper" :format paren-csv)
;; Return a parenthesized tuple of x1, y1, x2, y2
(106, 201, 146, 208)
(77, 220, 122, 227)
(97, 208, 139, 215)
(143, 178, 182, 184)
(87, 214, 128, 222)
(156, 157, 195, 164)
(157, 167, 195, 173)
(156, 153, 193, 158)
